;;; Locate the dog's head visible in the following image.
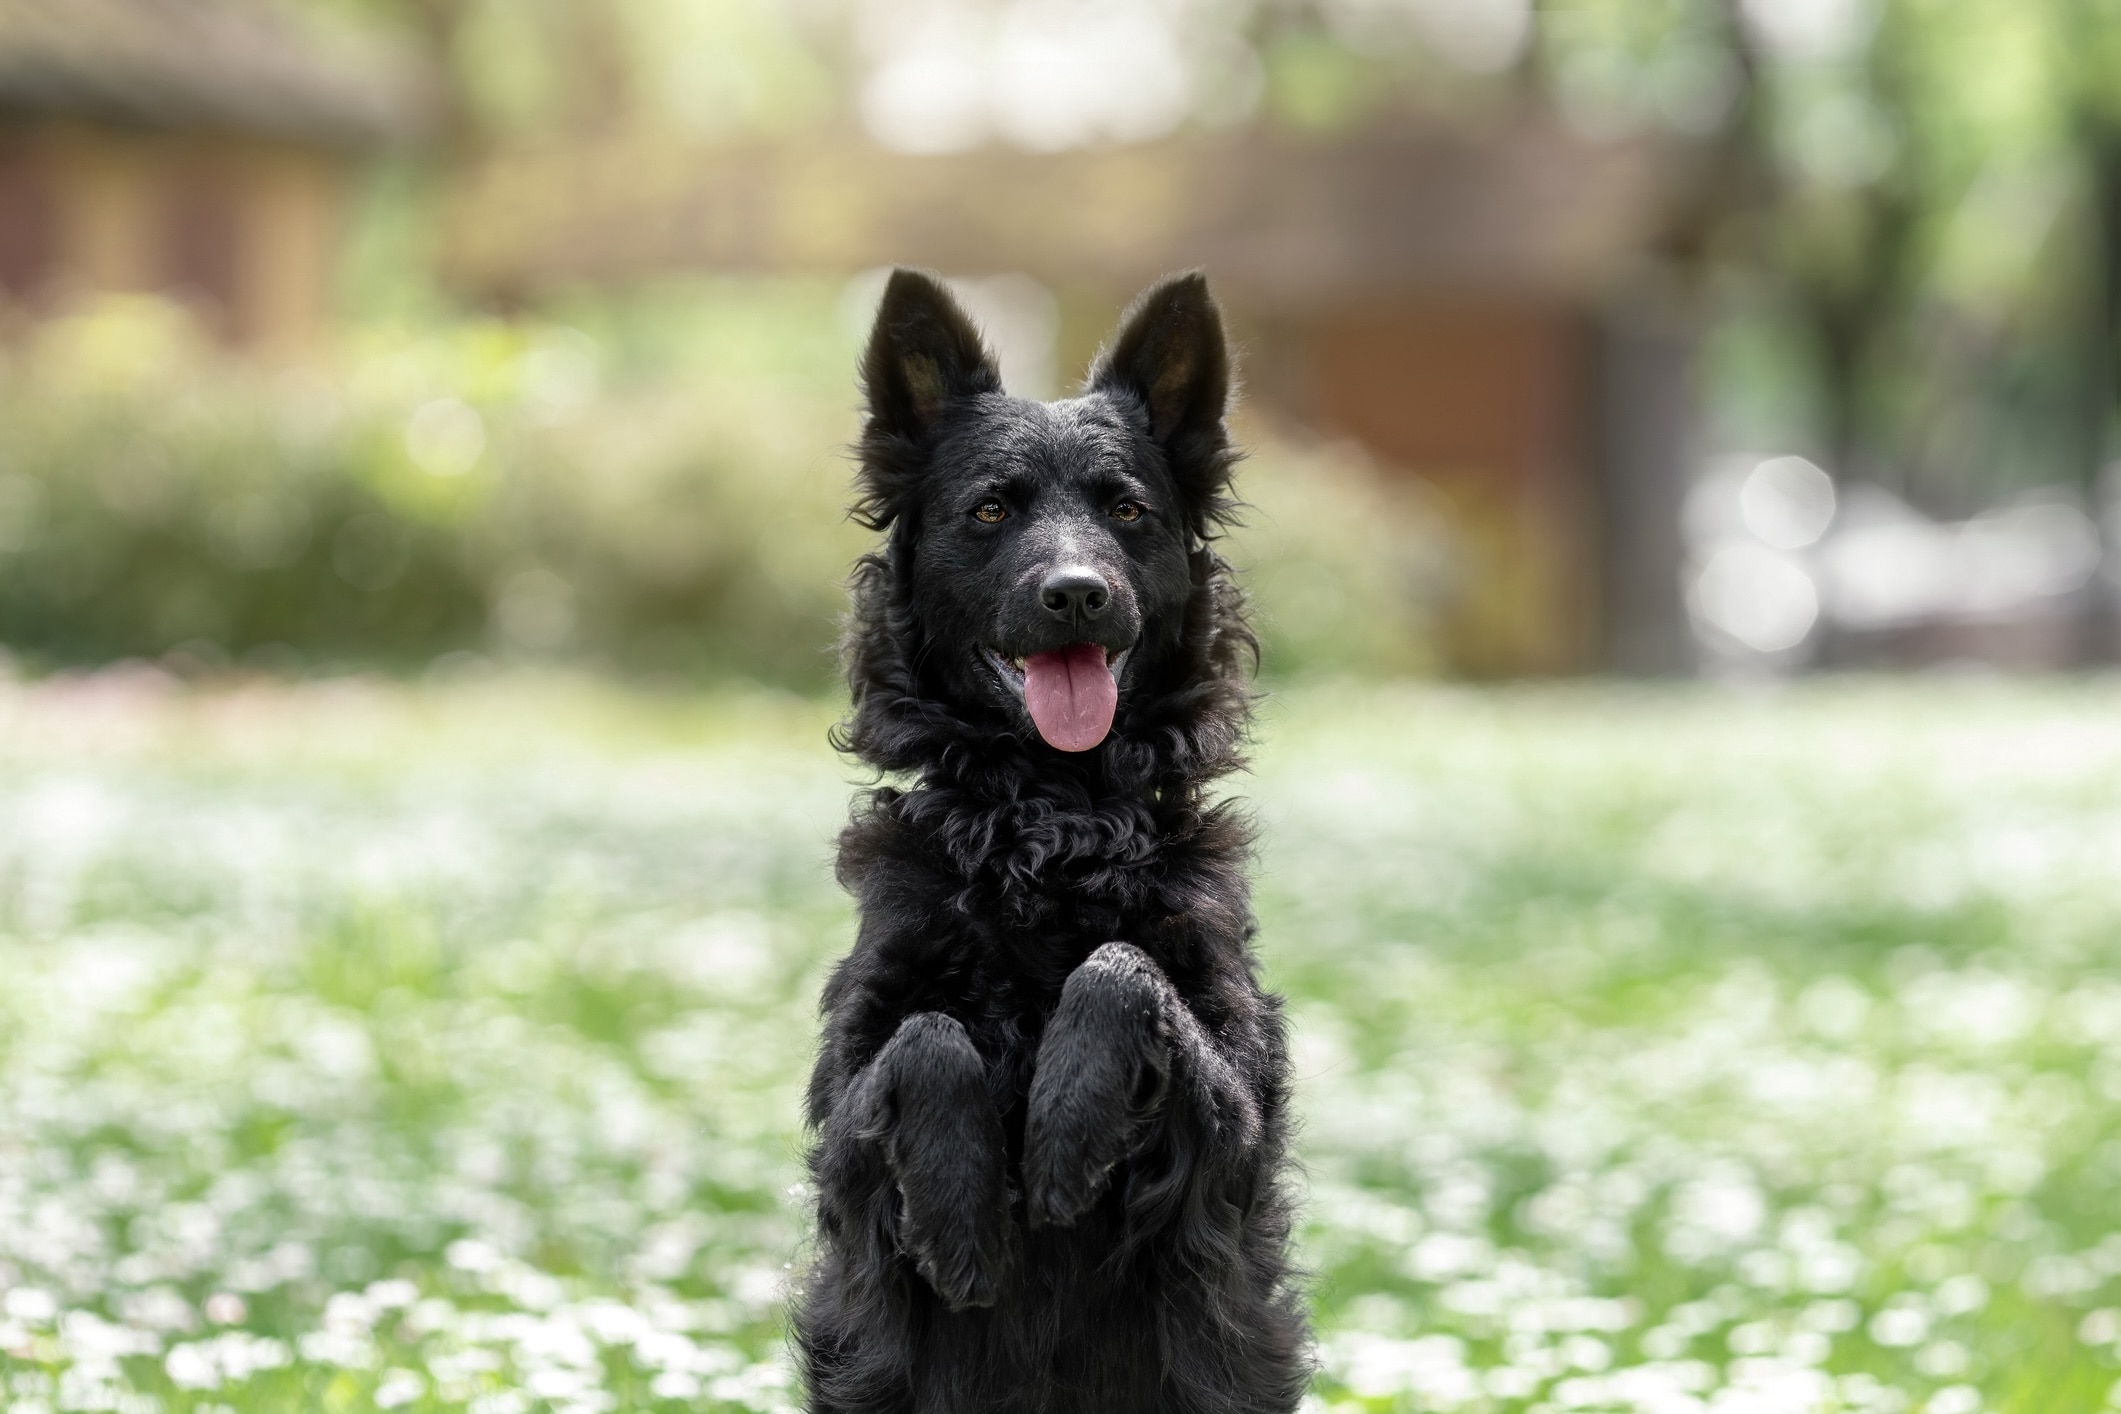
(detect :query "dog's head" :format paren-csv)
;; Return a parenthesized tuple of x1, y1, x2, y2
(847, 269, 1243, 761)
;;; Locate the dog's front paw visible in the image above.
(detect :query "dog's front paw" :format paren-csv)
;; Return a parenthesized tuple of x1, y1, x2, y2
(901, 1198, 1010, 1309)
(1023, 1051, 1169, 1228)
(1022, 1126, 1119, 1231)
(1024, 945, 1172, 1229)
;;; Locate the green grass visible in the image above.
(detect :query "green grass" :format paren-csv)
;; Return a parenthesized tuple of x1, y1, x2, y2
(5, 672, 2121, 1413)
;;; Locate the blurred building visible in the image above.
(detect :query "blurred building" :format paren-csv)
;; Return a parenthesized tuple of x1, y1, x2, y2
(444, 118, 1694, 676)
(0, 0, 424, 352)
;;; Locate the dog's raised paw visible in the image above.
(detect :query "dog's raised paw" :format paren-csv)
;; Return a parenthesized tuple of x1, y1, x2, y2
(902, 1201, 1011, 1310)
(915, 1250, 1000, 1311)
(1022, 1145, 1115, 1230)
(909, 1234, 1007, 1310)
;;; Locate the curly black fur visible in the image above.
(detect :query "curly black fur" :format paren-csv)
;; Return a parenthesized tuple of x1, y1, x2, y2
(794, 270, 1310, 1414)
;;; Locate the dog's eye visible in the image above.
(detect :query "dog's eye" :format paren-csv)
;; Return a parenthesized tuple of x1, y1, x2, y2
(1110, 500, 1145, 523)
(972, 501, 1008, 524)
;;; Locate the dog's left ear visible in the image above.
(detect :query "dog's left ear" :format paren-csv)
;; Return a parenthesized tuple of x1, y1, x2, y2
(1088, 272, 1235, 530)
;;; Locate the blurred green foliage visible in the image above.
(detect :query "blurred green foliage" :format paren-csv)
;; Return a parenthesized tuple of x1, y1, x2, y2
(0, 288, 1440, 682)
(0, 294, 856, 680)
(8, 677, 2121, 1410)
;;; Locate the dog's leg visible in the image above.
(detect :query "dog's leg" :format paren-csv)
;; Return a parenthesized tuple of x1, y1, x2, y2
(1022, 942, 1262, 1230)
(816, 1012, 1012, 1311)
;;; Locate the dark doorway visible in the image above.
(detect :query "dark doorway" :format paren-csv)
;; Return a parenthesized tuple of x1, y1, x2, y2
(160, 161, 244, 336)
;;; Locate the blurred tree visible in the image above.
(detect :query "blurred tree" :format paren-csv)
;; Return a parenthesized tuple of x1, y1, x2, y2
(384, 0, 475, 149)
(242, 0, 2121, 671)
(2055, 0, 2121, 653)
(293, 0, 2121, 517)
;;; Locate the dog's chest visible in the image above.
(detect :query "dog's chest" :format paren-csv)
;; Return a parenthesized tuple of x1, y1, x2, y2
(943, 904, 1149, 1112)
(900, 790, 1179, 1085)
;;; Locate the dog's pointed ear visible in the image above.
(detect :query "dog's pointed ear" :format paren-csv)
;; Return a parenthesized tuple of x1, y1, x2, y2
(861, 269, 1002, 442)
(1088, 272, 1236, 530)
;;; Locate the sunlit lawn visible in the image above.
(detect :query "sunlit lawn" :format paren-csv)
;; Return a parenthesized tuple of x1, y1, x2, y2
(5, 671, 2121, 1414)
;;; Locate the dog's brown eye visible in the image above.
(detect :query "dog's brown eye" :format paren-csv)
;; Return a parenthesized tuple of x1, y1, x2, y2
(1111, 500, 1145, 523)
(972, 502, 1007, 524)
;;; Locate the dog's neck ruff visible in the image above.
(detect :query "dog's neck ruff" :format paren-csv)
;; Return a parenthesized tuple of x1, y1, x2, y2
(868, 677, 1243, 858)
(849, 702, 1252, 935)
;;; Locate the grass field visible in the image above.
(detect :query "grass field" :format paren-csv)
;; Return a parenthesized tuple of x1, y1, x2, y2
(4, 671, 2121, 1414)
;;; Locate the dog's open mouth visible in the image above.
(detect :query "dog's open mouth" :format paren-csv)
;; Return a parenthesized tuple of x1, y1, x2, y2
(986, 644, 1128, 752)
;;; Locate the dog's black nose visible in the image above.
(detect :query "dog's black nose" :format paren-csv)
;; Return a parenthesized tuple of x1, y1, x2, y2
(1040, 567, 1110, 623)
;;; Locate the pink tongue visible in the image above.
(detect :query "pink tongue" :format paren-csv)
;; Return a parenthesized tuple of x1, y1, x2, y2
(1022, 643, 1118, 752)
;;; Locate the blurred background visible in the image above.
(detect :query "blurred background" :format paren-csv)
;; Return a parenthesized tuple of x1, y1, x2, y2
(7, 0, 2117, 684)
(17, 8, 2121, 1414)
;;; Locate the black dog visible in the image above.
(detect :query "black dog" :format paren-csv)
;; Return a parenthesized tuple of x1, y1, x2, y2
(794, 269, 1308, 1414)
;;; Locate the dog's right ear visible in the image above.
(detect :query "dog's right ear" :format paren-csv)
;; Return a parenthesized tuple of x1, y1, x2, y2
(861, 269, 1001, 443)
(1087, 272, 1237, 538)
(854, 270, 1002, 530)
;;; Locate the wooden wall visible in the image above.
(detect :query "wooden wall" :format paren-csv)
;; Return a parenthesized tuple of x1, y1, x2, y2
(1252, 300, 1602, 676)
(0, 122, 345, 353)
